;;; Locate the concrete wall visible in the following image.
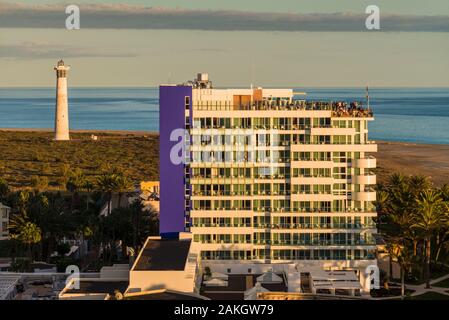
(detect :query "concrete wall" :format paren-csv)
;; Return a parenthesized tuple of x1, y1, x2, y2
(159, 85, 192, 237)
(129, 270, 195, 293)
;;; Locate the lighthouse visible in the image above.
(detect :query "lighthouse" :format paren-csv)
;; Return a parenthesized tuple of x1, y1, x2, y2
(54, 60, 70, 141)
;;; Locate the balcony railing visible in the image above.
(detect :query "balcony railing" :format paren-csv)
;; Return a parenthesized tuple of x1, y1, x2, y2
(193, 100, 373, 117)
(253, 223, 374, 229)
(253, 240, 376, 246)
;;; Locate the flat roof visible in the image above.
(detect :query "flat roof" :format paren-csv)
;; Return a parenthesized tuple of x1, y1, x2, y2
(133, 238, 192, 271)
(125, 290, 205, 300)
(64, 280, 128, 295)
(201, 274, 287, 300)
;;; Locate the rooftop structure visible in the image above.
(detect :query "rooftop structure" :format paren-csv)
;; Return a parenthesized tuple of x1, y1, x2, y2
(128, 234, 200, 293)
(308, 269, 361, 296)
(58, 264, 129, 300)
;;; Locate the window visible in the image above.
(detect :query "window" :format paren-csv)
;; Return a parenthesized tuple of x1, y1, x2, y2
(185, 96, 190, 110)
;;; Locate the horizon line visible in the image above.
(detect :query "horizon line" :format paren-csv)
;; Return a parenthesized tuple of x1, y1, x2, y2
(2, 85, 449, 89)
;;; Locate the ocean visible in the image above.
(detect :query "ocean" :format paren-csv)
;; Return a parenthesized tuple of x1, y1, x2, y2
(1, 87, 449, 144)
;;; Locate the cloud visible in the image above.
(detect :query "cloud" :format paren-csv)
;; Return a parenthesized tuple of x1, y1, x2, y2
(0, 2, 448, 32)
(0, 41, 137, 59)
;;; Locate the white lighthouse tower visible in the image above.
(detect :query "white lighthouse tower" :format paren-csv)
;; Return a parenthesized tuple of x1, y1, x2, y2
(54, 60, 70, 141)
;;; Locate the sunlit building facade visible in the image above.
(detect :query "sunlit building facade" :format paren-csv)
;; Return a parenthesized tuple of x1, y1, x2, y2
(160, 74, 377, 291)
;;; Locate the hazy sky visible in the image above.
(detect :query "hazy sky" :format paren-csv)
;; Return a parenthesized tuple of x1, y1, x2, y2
(10, 0, 449, 15)
(1, 1, 449, 87)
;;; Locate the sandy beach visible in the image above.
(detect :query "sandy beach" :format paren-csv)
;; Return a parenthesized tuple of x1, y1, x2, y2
(375, 141, 449, 186)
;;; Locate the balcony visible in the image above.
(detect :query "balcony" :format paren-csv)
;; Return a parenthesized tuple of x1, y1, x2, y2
(253, 223, 376, 230)
(353, 156, 377, 168)
(353, 173, 377, 185)
(352, 189, 376, 201)
(254, 240, 377, 246)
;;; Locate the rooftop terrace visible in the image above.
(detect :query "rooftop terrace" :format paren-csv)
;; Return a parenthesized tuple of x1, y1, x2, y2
(194, 100, 373, 117)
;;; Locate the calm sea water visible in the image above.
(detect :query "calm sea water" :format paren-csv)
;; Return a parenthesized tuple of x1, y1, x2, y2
(0, 87, 449, 144)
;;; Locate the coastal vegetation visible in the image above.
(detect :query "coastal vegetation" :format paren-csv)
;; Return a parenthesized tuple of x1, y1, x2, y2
(0, 171, 159, 271)
(376, 174, 449, 298)
(0, 130, 159, 190)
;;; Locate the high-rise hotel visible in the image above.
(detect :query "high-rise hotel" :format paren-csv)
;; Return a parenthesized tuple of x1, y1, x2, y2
(160, 74, 377, 292)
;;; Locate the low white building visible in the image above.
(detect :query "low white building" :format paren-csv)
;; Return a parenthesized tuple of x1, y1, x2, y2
(127, 233, 200, 294)
(0, 203, 10, 240)
(308, 269, 362, 296)
(59, 264, 129, 300)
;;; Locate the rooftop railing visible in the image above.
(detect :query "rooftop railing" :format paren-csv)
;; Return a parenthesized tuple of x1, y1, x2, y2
(193, 100, 373, 117)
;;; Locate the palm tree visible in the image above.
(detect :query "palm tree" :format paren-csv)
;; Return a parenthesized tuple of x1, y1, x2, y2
(412, 189, 446, 288)
(390, 242, 413, 299)
(115, 175, 133, 208)
(59, 163, 72, 190)
(96, 172, 119, 216)
(408, 175, 432, 197)
(440, 184, 449, 202)
(387, 173, 408, 191)
(83, 180, 94, 211)
(66, 168, 87, 211)
(9, 213, 42, 260)
(377, 175, 415, 281)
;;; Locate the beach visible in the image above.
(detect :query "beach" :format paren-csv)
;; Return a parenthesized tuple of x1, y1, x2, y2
(375, 141, 449, 186)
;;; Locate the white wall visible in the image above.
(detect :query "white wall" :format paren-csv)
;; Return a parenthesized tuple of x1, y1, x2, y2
(129, 270, 195, 293)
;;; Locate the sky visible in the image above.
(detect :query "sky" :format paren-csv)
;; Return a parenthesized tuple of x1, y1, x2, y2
(1, 1, 449, 87)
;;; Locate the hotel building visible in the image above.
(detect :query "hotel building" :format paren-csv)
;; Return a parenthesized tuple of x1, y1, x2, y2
(159, 74, 378, 293)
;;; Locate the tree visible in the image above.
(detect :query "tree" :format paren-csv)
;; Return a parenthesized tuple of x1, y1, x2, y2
(377, 174, 415, 281)
(96, 172, 119, 216)
(389, 242, 414, 299)
(66, 168, 87, 211)
(59, 163, 72, 190)
(115, 175, 133, 208)
(9, 213, 42, 260)
(66, 168, 86, 193)
(0, 177, 9, 203)
(30, 175, 49, 192)
(96, 170, 133, 215)
(412, 189, 446, 288)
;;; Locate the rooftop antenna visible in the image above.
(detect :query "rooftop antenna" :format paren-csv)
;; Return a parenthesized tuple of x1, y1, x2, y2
(250, 62, 255, 89)
(250, 63, 255, 104)
(366, 85, 370, 109)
